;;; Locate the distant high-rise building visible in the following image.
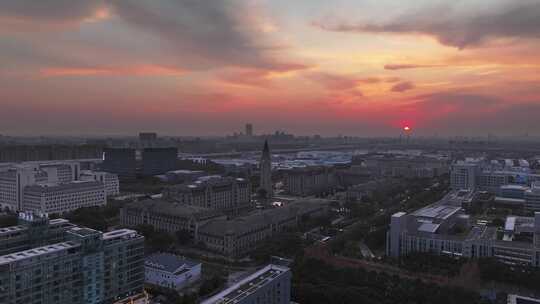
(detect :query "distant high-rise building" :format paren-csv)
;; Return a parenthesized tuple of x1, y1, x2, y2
(245, 123, 253, 137)
(259, 140, 273, 198)
(139, 132, 157, 142)
(142, 147, 177, 176)
(139, 132, 158, 148)
(102, 148, 137, 180)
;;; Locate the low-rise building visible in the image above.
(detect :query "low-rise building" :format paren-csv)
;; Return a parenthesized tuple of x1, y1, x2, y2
(197, 199, 328, 258)
(145, 253, 201, 290)
(22, 180, 106, 214)
(163, 177, 252, 215)
(201, 264, 291, 304)
(386, 191, 540, 267)
(120, 199, 226, 238)
(163, 170, 205, 183)
(283, 166, 336, 196)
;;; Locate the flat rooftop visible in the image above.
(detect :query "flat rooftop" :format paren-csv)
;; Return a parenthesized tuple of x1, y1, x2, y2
(103, 229, 139, 240)
(0, 241, 79, 265)
(412, 204, 462, 221)
(201, 264, 289, 304)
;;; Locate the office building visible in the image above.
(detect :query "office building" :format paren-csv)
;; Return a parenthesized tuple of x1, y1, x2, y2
(197, 199, 328, 258)
(23, 181, 106, 214)
(450, 162, 479, 190)
(142, 148, 178, 176)
(259, 140, 273, 198)
(355, 154, 449, 179)
(81, 170, 120, 197)
(450, 159, 540, 194)
(201, 264, 291, 304)
(145, 253, 201, 290)
(386, 191, 540, 267)
(0, 161, 112, 212)
(120, 199, 226, 238)
(163, 176, 252, 215)
(283, 166, 336, 197)
(526, 182, 540, 212)
(39, 162, 81, 183)
(0, 166, 47, 210)
(0, 213, 145, 304)
(103, 148, 137, 181)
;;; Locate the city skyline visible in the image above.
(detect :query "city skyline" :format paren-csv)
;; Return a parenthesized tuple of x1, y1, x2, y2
(1, 0, 539, 136)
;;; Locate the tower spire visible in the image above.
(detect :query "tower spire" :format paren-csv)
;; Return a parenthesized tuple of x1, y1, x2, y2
(259, 140, 273, 199)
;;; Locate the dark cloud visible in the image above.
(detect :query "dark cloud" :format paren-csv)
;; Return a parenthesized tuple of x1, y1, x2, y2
(391, 81, 415, 92)
(108, 0, 281, 69)
(0, 0, 103, 23)
(315, 1, 540, 49)
(0, 0, 300, 70)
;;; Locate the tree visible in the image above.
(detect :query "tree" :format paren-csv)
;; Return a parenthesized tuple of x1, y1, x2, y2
(257, 188, 268, 199)
(199, 275, 226, 297)
(490, 218, 505, 227)
(0, 214, 18, 228)
(176, 230, 192, 245)
(135, 224, 175, 253)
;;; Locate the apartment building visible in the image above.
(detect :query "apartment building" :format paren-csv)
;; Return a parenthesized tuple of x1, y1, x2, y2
(0, 212, 74, 255)
(0, 213, 145, 304)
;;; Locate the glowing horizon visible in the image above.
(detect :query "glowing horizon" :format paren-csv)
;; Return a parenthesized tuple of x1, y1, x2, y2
(0, 0, 539, 137)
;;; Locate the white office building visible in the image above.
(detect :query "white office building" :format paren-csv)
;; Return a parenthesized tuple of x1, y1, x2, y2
(81, 171, 120, 197)
(0, 161, 113, 212)
(450, 162, 479, 190)
(0, 166, 48, 210)
(387, 191, 540, 267)
(144, 253, 201, 290)
(22, 181, 106, 214)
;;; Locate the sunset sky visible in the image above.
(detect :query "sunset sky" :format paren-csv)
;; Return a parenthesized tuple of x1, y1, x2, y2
(1, 0, 539, 136)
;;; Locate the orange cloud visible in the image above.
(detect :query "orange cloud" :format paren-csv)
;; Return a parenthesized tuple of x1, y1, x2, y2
(39, 65, 186, 77)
